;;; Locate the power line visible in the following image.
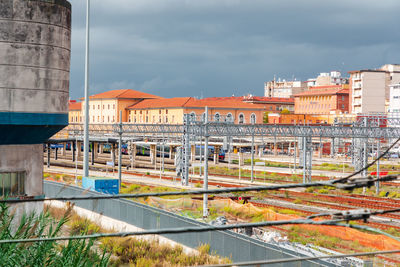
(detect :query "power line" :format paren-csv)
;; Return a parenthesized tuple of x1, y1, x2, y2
(332, 137, 400, 184)
(0, 216, 380, 245)
(0, 175, 396, 204)
(197, 249, 400, 267)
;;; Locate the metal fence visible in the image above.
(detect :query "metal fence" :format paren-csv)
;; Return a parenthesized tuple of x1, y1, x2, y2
(44, 181, 341, 266)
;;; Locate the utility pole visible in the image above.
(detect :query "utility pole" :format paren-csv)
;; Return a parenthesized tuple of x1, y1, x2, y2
(118, 111, 122, 192)
(251, 129, 255, 183)
(203, 106, 209, 218)
(83, 0, 90, 178)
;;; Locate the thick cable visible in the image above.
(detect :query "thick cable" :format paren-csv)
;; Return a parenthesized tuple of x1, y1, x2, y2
(332, 137, 400, 184)
(198, 249, 400, 267)
(0, 218, 357, 244)
(0, 176, 394, 203)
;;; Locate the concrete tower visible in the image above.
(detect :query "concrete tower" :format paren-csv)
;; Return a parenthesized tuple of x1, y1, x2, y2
(0, 0, 71, 203)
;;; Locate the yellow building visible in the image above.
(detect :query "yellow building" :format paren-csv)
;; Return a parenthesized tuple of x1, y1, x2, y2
(80, 89, 162, 123)
(68, 101, 82, 123)
(127, 97, 266, 124)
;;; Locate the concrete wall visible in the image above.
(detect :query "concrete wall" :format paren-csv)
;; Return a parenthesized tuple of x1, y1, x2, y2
(361, 72, 386, 113)
(0, 0, 72, 144)
(0, 0, 71, 115)
(0, 144, 43, 196)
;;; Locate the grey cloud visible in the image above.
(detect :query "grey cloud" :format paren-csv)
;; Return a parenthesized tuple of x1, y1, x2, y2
(68, 0, 400, 99)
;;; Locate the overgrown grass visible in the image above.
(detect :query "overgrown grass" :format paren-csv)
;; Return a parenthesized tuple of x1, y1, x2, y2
(0, 203, 110, 266)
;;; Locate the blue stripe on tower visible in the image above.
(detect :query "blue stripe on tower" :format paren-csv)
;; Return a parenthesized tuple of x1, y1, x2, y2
(0, 112, 68, 125)
(0, 112, 68, 145)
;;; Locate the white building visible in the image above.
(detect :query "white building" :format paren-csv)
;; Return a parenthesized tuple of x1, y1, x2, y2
(264, 78, 307, 98)
(389, 83, 400, 113)
(349, 64, 400, 114)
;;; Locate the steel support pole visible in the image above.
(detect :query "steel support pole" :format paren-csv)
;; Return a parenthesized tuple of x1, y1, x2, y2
(83, 0, 90, 178)
(376, 139, 381, 194)
(91, 142, 94, 165)
(162, 133, 165, 174)
(47, 144, 50, 168)
(362, 138, 368, 194)
(118, 111, 122, 192)
(251, 130, 255, 183)
(302, 137, 306, 183)
(203, 106, 209, 218)
(199, 136, 202, 176)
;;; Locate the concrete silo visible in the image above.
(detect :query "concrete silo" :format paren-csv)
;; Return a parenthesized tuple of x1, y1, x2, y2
(0, 0, 71, 202)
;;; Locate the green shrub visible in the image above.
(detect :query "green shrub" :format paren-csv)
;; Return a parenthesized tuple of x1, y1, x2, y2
(318, 189, 329, 194)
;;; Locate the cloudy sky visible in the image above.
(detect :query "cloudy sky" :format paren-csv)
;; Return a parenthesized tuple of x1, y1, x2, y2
(69, 0, 400, 100)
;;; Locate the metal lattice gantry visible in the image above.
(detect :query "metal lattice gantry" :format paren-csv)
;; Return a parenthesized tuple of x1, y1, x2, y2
(66, 122, 400, 139)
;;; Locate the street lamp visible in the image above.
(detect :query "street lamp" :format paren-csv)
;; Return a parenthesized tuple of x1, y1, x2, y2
(83, 0, 90, 178)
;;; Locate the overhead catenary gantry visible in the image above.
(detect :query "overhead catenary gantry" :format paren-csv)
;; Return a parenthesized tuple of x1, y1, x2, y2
(66, 122, 400, 139)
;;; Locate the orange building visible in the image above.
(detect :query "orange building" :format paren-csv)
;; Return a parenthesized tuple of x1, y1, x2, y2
(241, 95, 294, 112)
(294, 85, 349, 115)
(127, 97, 266, 124)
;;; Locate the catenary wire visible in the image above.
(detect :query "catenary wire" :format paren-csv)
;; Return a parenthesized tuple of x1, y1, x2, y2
(196, 249, 400, 267)
(1, 137, 398, 204)
(332, 137, 400, 184)
(0, 175, 395, 203)
(0, 217, 378, 244)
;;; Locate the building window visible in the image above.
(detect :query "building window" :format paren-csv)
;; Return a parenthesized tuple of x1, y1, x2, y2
(190, 112, 196, 121)
(159, 110, 161, 114)
(113, 104, 115, 109)
(146, 116, 148, 123)
(112, 116, 115, 122)
(108, 104, 110, 109)
(97, 116, 100, 122)
(166, 109, 168, 114)
(159, 116, 161, 123)
(238, 113, 245, 124)
(214, 113, 220, 122)
(250, 113, 256, 124)
(165, 116, 168, 123)
(0, 171, 25, 196)
(226, 113, 233, 123)
(341, 104, 345, 109)
(108, 116, 110, 122)
(153, 116, 155, 123)
(134, 110, 137, 115)
(128, 116, 131, 123)
(342, 96, 345, 101)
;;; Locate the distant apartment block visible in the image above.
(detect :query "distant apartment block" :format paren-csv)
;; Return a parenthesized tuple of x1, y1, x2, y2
(294, 85, 349, 115)
(389, 83, 400, 113)
(264, 79, 307, 98)
(349, 64, 400, 114)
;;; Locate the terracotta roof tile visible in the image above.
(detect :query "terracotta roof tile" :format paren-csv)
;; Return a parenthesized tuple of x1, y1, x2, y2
(69, 101, 81, 110)
(127, 97, 192, 109)
(243, 96, 294, 103)
(294, 88, 349, 97)
(86, 89, 162, 100)
(127, 96, 266, 110)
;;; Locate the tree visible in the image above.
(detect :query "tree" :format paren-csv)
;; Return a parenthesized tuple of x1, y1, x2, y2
(281, 109, 290, 114)
(263, 112, 269, 123)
